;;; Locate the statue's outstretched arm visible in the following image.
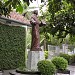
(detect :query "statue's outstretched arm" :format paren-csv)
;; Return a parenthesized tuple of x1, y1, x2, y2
(39, 21, 46, 27)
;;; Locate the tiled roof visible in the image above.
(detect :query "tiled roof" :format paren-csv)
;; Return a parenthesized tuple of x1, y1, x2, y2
(9, 11, 30, 25)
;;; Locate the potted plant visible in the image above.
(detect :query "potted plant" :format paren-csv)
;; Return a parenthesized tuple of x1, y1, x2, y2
(37, 60, 56, 75)
(51, 57, 70, 75)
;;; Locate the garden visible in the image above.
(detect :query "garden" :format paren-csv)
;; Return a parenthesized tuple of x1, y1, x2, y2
(0, 0, 75, 75)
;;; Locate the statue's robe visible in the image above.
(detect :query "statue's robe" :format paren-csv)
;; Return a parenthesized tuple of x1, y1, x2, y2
(30, 14, 46, 51)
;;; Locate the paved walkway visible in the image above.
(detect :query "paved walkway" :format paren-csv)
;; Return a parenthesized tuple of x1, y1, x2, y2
(0, 65, 75, 75)
(67, 65, 75, 75)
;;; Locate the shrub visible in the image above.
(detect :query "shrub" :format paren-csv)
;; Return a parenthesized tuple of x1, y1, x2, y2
(37, 60, 56, 75)
(59, 53, 71, 64)
(44, 51, 48, 59)
(70, 54, 75, 64)
(52, 57, 68, 71)
(0, 24, 26, 70)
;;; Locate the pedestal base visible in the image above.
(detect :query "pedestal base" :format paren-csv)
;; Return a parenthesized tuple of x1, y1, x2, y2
(27, 51, 45, 71)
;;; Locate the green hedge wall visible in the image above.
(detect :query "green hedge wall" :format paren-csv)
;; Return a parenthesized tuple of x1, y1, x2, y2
(0, 24, 26, 70)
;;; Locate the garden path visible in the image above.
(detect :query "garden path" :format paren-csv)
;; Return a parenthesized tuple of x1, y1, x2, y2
(0, 65, 75, 75)
(67, 65, 75, 75)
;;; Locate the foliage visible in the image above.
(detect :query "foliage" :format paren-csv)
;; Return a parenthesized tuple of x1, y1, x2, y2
(40, 0, 75, 39)
(0, 0, 32, 16)
(52, 57, 68, 71)
(59, 53, 75, 65)
(0, 24, 26, 70)
(70, 54, 75, 64)
(37, 60, 56, 75)
(69, 35, 75, 44)
(44, 51, 48, 59)
(59, 53, 71, 64)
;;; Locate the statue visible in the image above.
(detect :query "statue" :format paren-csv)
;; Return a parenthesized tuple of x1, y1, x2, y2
(30, 10, 46, 51)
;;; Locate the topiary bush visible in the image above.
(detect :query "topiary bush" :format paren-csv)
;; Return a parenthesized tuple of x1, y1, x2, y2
(0, 24, 26, 70)
(37, 60, 56, 75)
(59, 53, 71, 64)
(52, 57, 68, 71)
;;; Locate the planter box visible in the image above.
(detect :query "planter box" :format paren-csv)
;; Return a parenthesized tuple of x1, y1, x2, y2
(56, 69, 70, 75)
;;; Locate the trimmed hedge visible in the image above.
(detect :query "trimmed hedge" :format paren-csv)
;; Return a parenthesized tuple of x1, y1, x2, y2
(0, 24, 26, 70)
(70, 54, 75, 64)
(59, 53, 71, 64)
(37, 60, 56, 75)
(52, 57, 68, 71)
(59, 53, 75, 65)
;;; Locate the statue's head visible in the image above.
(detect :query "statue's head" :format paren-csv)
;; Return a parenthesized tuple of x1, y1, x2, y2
(33, 10, 38, 15)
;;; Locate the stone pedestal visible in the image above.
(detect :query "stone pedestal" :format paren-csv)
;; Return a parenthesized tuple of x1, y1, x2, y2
(27, 51, 45, 71)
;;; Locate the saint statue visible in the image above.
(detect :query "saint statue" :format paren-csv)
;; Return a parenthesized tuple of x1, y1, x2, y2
(30, 10, 46, 51)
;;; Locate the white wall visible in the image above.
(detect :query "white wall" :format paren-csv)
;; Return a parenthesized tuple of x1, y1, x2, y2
(28, 0, 47, 15)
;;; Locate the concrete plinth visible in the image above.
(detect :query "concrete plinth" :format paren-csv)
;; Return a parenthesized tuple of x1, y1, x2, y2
(27, 51, 45, 71)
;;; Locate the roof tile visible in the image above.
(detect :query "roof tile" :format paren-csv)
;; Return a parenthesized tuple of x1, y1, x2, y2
(9, 11, 30, 25)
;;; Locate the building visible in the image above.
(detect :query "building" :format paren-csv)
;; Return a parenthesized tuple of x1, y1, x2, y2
(28, 0, 48, 15)
(0, 11, 31, 27)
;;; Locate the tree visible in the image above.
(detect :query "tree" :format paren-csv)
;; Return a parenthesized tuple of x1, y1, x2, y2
(0, 0, 32, 16)
(40, 0, 75, 39)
